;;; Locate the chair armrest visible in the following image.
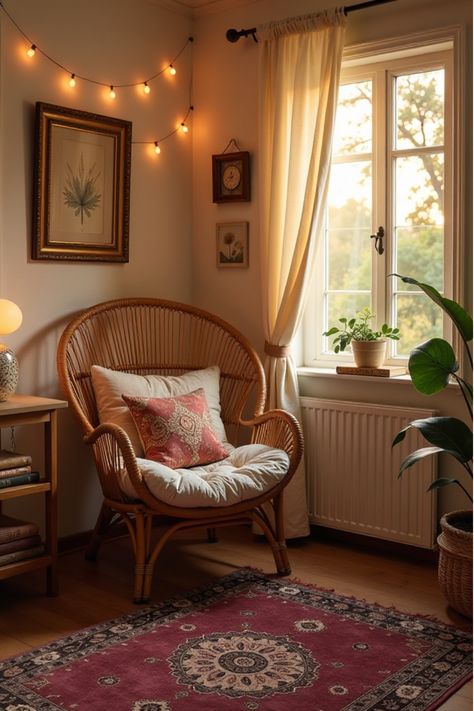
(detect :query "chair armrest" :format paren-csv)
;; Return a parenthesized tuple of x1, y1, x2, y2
(84, 423, 152, 503)
(242, 409, 304, 481)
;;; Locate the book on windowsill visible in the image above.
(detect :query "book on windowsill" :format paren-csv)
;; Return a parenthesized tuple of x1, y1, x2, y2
(0, 471, 40, 488)
(336, 365, 407, 377)
(0, 450, 32, 470)
(0, 514, 39, 544)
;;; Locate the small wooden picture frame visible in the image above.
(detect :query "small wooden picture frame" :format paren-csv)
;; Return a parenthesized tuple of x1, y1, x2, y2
(216, 222, 249, 268)
(212, 151, 250, 203)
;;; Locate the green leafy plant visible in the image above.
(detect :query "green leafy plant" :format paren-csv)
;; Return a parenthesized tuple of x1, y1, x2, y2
(392, 275, 473, 502)
(323, 307, 400, 354)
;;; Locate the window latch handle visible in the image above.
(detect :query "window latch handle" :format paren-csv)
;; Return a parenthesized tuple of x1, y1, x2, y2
(370, 226, 384, 255)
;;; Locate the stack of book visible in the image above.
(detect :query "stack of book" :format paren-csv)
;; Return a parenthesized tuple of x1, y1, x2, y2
(0, 514, 44, 566)
(0, 449, 40, 489)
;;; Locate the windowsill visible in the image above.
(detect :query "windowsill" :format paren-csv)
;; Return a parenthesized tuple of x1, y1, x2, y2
(297, 366, 459, 389)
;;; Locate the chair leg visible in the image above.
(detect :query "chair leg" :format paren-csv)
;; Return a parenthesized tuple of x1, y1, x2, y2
(274, 492, 291, 575)
(85, 502, 114, 561)
(207, 527, 218, 543)
(133, 511, 147, 604)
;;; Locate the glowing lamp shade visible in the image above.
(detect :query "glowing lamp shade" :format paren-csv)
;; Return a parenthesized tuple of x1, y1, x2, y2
(0, 299, 22, 402)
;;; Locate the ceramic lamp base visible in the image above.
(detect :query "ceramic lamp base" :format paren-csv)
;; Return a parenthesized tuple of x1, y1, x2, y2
(0, 344, 19, 401)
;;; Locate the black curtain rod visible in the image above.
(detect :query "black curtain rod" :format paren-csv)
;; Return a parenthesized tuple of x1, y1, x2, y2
(226, 0, 396, 42)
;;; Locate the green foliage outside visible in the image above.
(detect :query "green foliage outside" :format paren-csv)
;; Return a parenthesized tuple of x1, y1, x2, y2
(326, 70, 445, 357)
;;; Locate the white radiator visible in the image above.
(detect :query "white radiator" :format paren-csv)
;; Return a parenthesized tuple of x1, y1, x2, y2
(300, 397, 437, 549)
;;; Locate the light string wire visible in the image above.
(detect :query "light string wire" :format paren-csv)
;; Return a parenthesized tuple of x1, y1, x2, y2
(0, 0, 195, 152)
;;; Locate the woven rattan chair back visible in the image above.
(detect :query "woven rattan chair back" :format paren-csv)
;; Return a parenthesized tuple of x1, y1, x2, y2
(57, 298, 302, 602)
(58, 298, 266, 445)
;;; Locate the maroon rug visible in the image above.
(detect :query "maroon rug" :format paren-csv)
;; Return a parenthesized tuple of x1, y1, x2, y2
(0, 569, 471, 710)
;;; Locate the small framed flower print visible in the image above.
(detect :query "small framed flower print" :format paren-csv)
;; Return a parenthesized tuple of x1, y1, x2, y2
(216, 222, 249, 268)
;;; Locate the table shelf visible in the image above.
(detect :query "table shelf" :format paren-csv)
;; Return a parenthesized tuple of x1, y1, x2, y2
(0, 395, 67, 595)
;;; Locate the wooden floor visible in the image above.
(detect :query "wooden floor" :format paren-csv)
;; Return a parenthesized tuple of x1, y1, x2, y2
(0, 526, 471, 710)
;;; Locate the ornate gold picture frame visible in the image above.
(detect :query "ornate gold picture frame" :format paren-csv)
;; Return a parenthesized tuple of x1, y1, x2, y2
(32, 102, 132, 262)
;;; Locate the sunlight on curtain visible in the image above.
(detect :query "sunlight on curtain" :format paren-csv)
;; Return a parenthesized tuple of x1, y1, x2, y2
(258, 9, 346, 537)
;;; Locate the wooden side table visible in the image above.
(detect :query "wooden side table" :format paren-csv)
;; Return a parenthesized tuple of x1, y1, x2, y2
(0, 395, 67, 595)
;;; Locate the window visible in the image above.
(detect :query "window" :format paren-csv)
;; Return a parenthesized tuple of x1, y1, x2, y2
(302, 36, 459, 367)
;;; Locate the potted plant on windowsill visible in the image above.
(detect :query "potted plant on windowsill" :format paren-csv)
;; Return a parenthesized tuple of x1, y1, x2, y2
(391, 274, 472, 618)
(323, 307, 400, 368)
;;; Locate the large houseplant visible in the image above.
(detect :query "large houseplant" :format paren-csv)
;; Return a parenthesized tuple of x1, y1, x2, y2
(392, 274, 472, 617)
(323, 307, 400, 367)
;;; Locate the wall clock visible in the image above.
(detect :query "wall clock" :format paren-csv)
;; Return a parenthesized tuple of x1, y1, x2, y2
(212, 151, 250, 203)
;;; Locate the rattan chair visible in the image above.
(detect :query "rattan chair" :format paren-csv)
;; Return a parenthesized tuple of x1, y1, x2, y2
(57, 298, 303, 602)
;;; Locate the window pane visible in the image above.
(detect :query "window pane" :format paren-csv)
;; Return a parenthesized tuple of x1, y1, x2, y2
(395, 226, 444, 291)
(333, 80, 372, 155)
(395, 154, 444, 226)
(395, 69, 444, 150)
(326, 293, 371, 338)
(328, 162, 372, 229)
(395, 294, 442, 356)
(328, 229, 371, 291)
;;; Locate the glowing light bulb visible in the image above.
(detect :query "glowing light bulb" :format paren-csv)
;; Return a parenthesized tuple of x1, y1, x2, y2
(68, 73, 76, 88)
(26, 44, 36, 58)
(168, 64, 176, 76)
(143, 82, 151, 94)
(180, 122, 189, 133)
(109, 86, 116, 99)
(154, 142, 161, 155)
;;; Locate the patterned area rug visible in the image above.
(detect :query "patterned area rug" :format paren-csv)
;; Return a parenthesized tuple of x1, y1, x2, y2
(0, 569, 471, 711)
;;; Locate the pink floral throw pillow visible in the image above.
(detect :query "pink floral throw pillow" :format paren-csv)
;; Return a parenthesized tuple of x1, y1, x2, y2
(122, 388, 228, 469)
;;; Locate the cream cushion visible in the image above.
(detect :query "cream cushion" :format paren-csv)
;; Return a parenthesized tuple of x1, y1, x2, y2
(91, 365, 227, 457)
(118, 444, 290, 508)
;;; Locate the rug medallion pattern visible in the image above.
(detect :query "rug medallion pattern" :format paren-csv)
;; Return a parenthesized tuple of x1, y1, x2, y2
(0, 569, 471, 711)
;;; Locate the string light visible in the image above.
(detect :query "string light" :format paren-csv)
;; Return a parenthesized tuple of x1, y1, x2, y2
(0, 4, 196, 159)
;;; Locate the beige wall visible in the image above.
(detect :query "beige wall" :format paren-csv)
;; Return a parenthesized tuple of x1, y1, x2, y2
(191, 0, 472, 515)
(0, 0, 193, 535)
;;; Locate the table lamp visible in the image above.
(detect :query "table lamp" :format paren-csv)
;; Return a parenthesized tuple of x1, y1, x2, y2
(0, 299, 23, 401)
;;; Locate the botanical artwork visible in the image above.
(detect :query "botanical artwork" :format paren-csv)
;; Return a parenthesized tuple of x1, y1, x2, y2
(32, 102, 131, 261)
(50, 131, 111, 243)
(216, 222, 249, 268)
(63, 153, 102, 226)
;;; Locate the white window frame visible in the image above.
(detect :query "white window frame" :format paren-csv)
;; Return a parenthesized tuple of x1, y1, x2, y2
(301, 27, 465, 370)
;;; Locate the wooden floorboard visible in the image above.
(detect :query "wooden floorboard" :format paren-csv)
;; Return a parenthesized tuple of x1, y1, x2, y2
(0, 526, 471, 710)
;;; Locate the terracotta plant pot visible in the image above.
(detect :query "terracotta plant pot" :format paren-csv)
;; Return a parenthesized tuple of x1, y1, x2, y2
(437, 510, 473, 618)
(350, 339, 386, 368)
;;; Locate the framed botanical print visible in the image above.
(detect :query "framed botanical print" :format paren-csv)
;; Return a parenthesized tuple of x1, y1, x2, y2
(212, 151, 250, 203)
(216, 222, 249, 268)
(32, 102, 132, 262)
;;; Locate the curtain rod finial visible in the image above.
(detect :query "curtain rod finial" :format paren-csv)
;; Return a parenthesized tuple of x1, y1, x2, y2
(226, 28, 240, 43)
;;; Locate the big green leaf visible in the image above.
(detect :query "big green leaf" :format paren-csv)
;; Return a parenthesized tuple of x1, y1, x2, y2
(393, 416, 473, 464)
(398, 446, 444, 476)
(409, 338, 458, 394)
(392, 274, 473, 343)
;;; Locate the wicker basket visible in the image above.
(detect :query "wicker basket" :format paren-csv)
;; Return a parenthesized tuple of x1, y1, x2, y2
(437, 510, 473, 618)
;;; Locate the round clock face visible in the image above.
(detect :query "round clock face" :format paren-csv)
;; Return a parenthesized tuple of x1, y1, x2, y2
(222, 164, 241, 191)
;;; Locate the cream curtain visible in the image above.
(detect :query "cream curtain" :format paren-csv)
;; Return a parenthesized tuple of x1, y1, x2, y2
(258, 9, 346, 538)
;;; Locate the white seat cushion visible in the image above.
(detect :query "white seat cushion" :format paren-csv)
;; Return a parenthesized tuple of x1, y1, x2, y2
(118, 444, 289, 508)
